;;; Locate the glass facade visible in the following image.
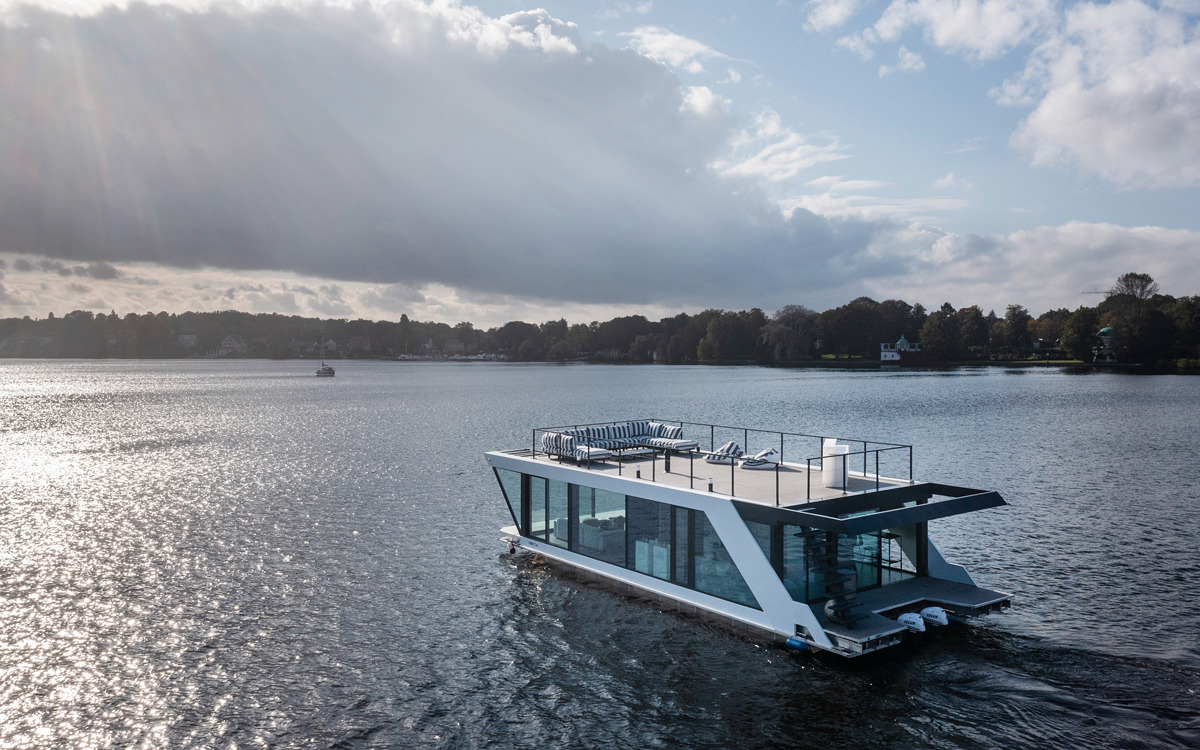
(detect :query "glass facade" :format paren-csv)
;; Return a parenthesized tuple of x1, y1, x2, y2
(672, 507, 691, 587)
(497, 467, 913, 607)
(748, 524, 905, 602)
(495, 468, 522, 528)
(493, 469, 761, 610)
(529, 476, 548, 541)
(574, 486, 626, 566)
(692, 513, 758, 608)
(627, 496, 672, 581)
(547, 479, 569, 549)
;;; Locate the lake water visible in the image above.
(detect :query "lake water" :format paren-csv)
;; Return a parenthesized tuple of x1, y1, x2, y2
(1, 360, 1198, 748)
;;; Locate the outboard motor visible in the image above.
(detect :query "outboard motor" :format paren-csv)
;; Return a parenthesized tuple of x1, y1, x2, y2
(897, 612, 926, 632)
(920, 606, 949, 626)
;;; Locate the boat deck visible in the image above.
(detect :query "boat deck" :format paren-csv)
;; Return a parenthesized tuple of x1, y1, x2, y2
(519, 449, 912, 507)
(812, 576, 1012, 653)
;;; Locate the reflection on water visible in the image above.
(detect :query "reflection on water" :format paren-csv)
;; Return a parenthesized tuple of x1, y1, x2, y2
(1, 360, 1197, 748)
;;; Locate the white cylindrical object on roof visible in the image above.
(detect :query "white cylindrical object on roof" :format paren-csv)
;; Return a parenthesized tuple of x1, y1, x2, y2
(822, 441, 849, 488)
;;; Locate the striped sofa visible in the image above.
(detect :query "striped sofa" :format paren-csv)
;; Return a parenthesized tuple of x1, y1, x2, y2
(539, 421, 700, 462)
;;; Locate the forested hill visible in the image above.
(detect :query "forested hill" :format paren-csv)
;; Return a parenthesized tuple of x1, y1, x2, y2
(1, 274, 1197, 367)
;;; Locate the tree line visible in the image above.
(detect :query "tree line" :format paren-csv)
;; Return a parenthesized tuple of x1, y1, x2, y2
(1, 273, 1197, 367)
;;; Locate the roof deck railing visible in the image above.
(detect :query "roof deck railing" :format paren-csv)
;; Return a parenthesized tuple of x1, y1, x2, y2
(530, 418, 914, 506)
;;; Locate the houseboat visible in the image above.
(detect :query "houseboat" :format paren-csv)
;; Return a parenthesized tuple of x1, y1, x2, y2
(486, 419, 1011, 658)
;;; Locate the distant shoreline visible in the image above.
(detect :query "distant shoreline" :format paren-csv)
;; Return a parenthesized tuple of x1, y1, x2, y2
(2, 355, 1185, 373)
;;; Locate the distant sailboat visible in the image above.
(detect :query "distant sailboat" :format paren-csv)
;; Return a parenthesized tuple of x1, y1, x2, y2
(315, 336, 335, 377)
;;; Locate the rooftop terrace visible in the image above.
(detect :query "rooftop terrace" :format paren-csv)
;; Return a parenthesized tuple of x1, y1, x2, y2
(524, 418, 916, 506)
(506, 419, 1004, 530)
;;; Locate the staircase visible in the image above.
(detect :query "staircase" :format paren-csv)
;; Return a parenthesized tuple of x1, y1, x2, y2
(802, 529, 869, 627)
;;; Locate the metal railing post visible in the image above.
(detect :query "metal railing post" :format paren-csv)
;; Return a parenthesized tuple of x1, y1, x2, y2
(863, 441, 868, 476)
(730, 458, 735, 497)
(775, 463, 779, 506)
(806, 458, 812, 500)
(841, 453, 847, 493)
(875, 450, 880, 491)
(690, 451, 694, 489)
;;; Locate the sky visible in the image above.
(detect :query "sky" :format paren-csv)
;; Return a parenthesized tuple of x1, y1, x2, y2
(0, 0, 1197, 327)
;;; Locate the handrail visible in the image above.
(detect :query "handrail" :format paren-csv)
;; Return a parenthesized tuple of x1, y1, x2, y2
(529, 418, 915, 505)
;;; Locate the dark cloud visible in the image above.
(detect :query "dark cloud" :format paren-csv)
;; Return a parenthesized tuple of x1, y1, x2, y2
(81, 262, 120, 279)
(0, 2, 912, 311)
(359, 282, 427, 311)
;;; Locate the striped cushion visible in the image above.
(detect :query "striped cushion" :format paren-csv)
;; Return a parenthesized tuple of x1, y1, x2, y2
(540, 433, 576, 455)
(646, 437, 699, 450)
(714, 441, 742, 456)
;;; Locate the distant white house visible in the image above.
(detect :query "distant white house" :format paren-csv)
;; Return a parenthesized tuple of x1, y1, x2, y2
(208, 335, 247, 357)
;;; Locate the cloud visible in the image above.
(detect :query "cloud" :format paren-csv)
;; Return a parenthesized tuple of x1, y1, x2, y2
(681, 85, 731, 117)
(358, 282, 427, 312)
(864, 221, 1200, 314)
(0, 1, 929, 315)
(931, 172, 971, 190)
(80, 262, 121, 279)
(949, 136, 986, 153)
(597, 2, 653, 21)
(879, 44, 926, 75)
(805, 0, 865, 31)
(871, 0, 1056, 60)
(1002, 0, 1200, 188)
(622, 25, 726, 72)
(718, 110, 849, 183)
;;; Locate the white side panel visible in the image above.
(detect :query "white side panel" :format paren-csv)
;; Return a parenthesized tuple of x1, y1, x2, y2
(897, 526, 977, 585)
(701, 500, 833, 649)
(925, 539, 977, 585)
(517, 535, 776, 632)
(487, 451, 834, 649)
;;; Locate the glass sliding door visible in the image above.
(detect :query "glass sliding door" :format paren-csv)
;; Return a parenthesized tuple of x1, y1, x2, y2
(528, 476, 548, 541)
(573, 487, 626, 566)
(673, 507, 691, 587)
(780, 524, 808, 602)
(851, 532, 882, 590)
(627, 496, 671, 581)
(547, 479, 569, 548)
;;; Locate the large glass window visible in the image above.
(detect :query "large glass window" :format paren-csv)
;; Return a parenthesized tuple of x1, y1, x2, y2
(749, 521, 809, 603)
(573, 487, 625, 566)
(529, 476, 548, 541)
(673, 507, 690, 587)
(627, 496, 672, 581)
(693, 513, 759, 609)
(780, 524, 809, 602)
(547, 480, 569, 549)
(494, 468, 523, 532)
(498, 472, 770, 611)
(850, 532, 881, 590)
